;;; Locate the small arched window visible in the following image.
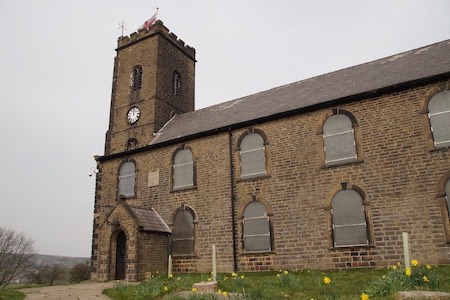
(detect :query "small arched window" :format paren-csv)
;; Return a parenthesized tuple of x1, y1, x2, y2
(428, 91, 450, 148)
(118, 161, 135, 198)
(131, 65, 143, 91)
(126, 138, 138, 151)
(243, 201, 271, 252)
(240, 132, 266, 179)
(323, 114, 357, 165)
(173, 148, 194, 190)
(172, 207, 195, 256)
(331, 189, 369, 247)
(172, 70, 181, 96)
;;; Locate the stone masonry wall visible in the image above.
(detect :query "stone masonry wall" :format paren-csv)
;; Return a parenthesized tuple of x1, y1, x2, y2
(93, 79, 450, 279)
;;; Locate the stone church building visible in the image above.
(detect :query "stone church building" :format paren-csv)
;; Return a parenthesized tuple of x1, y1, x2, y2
(90, 20, 450, 281)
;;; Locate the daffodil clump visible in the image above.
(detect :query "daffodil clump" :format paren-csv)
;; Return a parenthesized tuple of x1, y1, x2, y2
(276, 269, 296, 287)
(320, 275, 339, 300)
(366, 259, 441, 298)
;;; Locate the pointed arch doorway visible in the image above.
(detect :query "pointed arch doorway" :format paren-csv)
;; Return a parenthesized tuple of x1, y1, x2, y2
(115, 231, 126, 280)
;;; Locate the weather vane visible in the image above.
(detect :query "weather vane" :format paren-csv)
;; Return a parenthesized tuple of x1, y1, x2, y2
(118, 20, 127, 37)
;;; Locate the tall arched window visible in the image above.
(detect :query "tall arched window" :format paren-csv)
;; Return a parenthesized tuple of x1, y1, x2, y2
(323, 113, 357, 165)
(445, 179, 450, 218)
(118, 161, 135, 198)
(331, 189, 369, 247)
(240, 132, 266, 179)
(173, 148, 194, 190)
(428, 91, 450, 148)
(172, 70, 181, 96)
(131, 65, 143, 91)
(172, 207, 195, 256)
(243, 201, 271, 252)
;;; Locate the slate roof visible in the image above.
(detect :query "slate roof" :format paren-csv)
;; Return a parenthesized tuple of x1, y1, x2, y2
(128, 206, 171, 233)
(150, 39, 450, 146)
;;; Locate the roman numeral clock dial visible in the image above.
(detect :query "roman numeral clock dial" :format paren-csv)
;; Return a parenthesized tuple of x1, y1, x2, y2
(127, 106, 140, 124)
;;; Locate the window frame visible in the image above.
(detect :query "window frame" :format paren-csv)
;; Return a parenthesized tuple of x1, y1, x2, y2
(437, 170, 450, 243)
(237, 129, 270, 181)
(171, 146, 196, 191)
(172, 70, 181, 96)
(427, 90, 450, 149)
(330, 186, 370, 248)
(118, 160, 136, 199)
(131, 65, 143, 91)
(317, 109, 363, 168)
(171, 205, 197, 257)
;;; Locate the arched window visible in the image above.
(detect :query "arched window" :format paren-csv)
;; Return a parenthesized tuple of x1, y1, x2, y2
(118, 161, 135, 198)
(126, 138, 138, 151)
(331, 189, 369, 247)
(172, 207, 195, 256)
(172, 70, 181, 96)
(131, 65, 143, 91)
(428, 91, 450, 148)
(243, 201, 271, 252)
(323, 114, 357, 165)
(445, 179, 450, 218)
(173, 148, 194, 190)
(240, 132, 266, 179)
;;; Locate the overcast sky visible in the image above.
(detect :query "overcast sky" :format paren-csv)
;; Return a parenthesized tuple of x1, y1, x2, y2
(0, 1, 449, 257)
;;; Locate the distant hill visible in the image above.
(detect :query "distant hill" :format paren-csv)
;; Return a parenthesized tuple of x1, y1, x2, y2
(30, 254, 90, 268)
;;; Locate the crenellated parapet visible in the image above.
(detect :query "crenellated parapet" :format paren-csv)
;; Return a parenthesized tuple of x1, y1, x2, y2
(117, 20, 195, 60)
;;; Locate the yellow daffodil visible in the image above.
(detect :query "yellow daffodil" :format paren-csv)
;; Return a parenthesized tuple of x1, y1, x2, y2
(323, 276, 331, 284)
(391, 266, 397, 270)
(240, 275, 245, 279)
(405, 268, 412, 277)
(361, 292, 369, 300)
(192, 287, 198, 293)
(277, 274, 280, 277)
(168, 274, 173, 278)
(422, 276, 429, 283)
(222, 291, 228, 297)
(163, 286, 168, 292)
(208, 277, 212, 281)
(283, 270, 289, 275)
(426, 264, 432, 270)
(231, 272, 237, 277)
(411, 259, 419, 267)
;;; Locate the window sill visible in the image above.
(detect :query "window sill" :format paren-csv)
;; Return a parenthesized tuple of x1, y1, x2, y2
(429, 145, 450, 152)
(330, 244, 374, 250)
(172, 254, 198, 259)
(241, 250, 276, 256)
(171, 186, 197, 193)
(321, 159, 364, 169)
(237, 174, 271, 183)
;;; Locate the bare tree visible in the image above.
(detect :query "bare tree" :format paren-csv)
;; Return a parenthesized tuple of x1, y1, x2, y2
(0, 227, 35, 288)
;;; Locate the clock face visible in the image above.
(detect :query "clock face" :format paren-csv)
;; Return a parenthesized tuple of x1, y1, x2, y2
(127, 106, 140, 124)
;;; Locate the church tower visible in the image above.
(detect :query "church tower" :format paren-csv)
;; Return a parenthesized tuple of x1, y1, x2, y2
(104, 21, 196, 155)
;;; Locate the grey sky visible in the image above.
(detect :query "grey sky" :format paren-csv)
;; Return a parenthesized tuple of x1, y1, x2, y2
(0, 1, 449, 257)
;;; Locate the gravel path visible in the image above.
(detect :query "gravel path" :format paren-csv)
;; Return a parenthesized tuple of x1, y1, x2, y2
(20, 282, 115, 300)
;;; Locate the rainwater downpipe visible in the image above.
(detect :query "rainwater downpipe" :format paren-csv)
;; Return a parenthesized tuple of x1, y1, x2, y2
(228, 127, 238, 271)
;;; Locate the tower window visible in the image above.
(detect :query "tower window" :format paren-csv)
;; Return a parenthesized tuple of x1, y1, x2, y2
(126, 138, 138, 151)
(172, 70, 181, 96)
(132, 65, 143, 91)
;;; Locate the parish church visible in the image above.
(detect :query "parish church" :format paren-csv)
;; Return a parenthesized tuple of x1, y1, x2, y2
(90, 20, 450, 281)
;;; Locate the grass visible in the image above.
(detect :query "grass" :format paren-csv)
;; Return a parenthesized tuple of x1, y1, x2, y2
(103, 265, 450, 300)
(0, 289, 25, 300)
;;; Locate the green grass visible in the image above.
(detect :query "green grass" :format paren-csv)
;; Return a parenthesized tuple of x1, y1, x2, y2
(103, 265, 450, 300)
(0, 289, 25, 300)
